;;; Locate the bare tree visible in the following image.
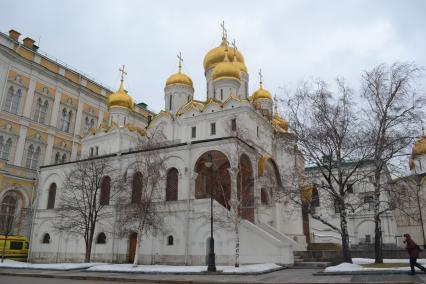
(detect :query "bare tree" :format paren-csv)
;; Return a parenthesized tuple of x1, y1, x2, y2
(361, 62, 424, 263)
(115, 133, 168, 266)
(0, 195, 17, 262)
(284, 78, 370, 263)
(54, 157, 119, 262)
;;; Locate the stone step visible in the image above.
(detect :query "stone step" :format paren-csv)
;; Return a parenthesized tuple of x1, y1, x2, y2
(293, 261, 332, 269)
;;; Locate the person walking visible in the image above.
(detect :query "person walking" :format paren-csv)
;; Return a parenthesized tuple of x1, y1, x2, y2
(404, 233, 426, 275)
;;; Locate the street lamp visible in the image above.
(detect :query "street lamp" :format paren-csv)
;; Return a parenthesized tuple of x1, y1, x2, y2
(204, 153, 216, 272)
(414, 172, 426, 249)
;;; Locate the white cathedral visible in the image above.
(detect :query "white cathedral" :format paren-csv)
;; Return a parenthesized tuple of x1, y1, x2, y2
(29, 31, 307, 265)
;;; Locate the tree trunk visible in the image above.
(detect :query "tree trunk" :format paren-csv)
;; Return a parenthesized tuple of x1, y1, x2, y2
(235, 225, 240, 268)
(1, 236, 8, 263)
(374, 214, 383, 263)
(84, 241, 92, 263)
(133, 234, 142, 267)
(340, 211, 352, 263)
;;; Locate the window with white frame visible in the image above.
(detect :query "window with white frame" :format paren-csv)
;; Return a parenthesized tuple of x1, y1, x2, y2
(26, 144, 41, 169)
(3, 86, 22, 114)
(60, 108, 72, 132)
(34, 98, 49, 124)
(0, 136, 12, 160)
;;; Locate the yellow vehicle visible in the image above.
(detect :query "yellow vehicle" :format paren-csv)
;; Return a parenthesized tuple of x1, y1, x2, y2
(0, 235, 29, 261)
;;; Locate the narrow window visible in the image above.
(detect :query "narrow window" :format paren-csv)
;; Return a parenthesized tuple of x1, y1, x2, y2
(47, 183, 56, 209)
(132, 172, 142, 203)
(3, 87, 14, 112)
(191, 126, 196, 138)
(90, 147, 94, 157)
(42, 233, 50, 244)
(90, 119, 95, 129)
(260, 188, 269, 205)
(0, 137, 12, 160)
(256, 126, 259, 137)
(85, 117, 90, 131)
(100, 176, 111, 206)
(10, 89, 21, 114)
(40, 100, 48, 124)
(55, 152, 60, 164)
(210, 122, 216, 135)
(220, 89, 223, 100)
(169, 95, 172, 110)
(60, 109, 67, 131)
(34, 98, 42, 122)
(96, 232, 107, 244)
(167, 235, 174, 246)
(231, 118, 237, 131)
(166, 168, 178, 201)
(61, 153, 66, 163)
(213, 88, 216, 99)
(95, 146, 99, 156)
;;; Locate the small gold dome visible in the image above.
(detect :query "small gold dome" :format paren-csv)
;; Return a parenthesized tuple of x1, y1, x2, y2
(412, 136, 426, 158)
(165, 72, 193, 88)
(252, 85, 272, 101)
(273, 114, 289, 132)
(204, 39, 245, 72)
(231, 53, 247, 73)
(107, 80, 133, 110)
(212, 52, 240, 81)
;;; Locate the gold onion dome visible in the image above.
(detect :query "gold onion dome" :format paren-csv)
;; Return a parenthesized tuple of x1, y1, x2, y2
(212, 50, 241, 81)
(107, 69, 133, 110)
(165, 71, 193, 88)
(232, 52, 247, 73)
(273, 113, 289, 132)
(412, 135, 426, 158)
(252, 84, 272, 101)
(204, 38, 245, 72)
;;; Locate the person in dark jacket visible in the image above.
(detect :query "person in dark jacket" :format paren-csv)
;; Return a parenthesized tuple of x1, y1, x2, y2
(404, 233, 426, 275)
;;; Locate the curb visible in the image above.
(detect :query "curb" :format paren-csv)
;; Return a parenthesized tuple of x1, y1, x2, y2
(315, 270, 426, 276)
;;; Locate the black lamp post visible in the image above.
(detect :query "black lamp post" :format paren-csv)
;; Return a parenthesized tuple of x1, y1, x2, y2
(204, 153, 216, 272)
(414, 172, 426, 248)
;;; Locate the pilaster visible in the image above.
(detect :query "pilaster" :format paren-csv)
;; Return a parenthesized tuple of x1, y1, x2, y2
(44, 133, 54, 165)
(23, 78, 36, 118)
(14, 125, 28, 166)
(74, 99, 84, 135)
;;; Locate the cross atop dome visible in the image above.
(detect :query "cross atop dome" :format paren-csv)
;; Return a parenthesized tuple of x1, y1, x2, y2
(220, 20, 227, 41)
(177, 52, 183, 73)
(119, 65, 127, 82)
(258, 69, 263, 88)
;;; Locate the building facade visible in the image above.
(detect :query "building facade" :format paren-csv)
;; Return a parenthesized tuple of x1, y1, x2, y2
(0, 29, 151, 237)
(30, 31, 306, 265)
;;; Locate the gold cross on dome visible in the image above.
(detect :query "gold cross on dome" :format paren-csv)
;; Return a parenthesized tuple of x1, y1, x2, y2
(220, 20, 227, 40)
(259, 69, 263, 86)
(177, 52, 183, 72)
(119, 65, 127, 82)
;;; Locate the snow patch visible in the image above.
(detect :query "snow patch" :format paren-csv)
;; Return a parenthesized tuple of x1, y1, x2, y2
(88, 263, 281, 273)
(0, 259, 101, 270)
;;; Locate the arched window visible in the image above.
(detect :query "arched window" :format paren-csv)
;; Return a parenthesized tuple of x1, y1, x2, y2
(42, 233, 50, 244)
(67, 111, 72, 132)
(96, 232, 106, 244)
(47, 183, 56, 209)
(131, 172, 142, 203)
(61, 153, 66, 163)
(85, 117, 90, 131)
(40, 100, 48, 124)
(166, 168, 178, 201)
(55, 152, 60, 164)
(60, 109, 67, 131)
(11, 89, 21, 114)
(3, 86, 14, 112)
(26, 145, 40, 169)
(100, 176, 111, 206)
(261, 188, 269, 205)
(34, 98, 42, 122)
(90, 119, 95, 129)
(0, 137, 12, 160)
(167, 235, 174, 246)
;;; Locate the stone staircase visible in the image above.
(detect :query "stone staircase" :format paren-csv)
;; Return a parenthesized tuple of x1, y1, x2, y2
(293, 252, 332, 269)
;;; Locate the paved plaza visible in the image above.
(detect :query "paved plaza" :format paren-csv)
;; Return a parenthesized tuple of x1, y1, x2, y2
(1, 267, 426, 284)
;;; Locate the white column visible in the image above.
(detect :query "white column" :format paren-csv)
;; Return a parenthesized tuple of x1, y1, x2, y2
(14, 125, 28, 166)
(23, 78, 36, 118)
(73, 99, 84, 135)
(44, 133, 54, 165)
(50, 88, 62, 128)
(71, 143, 78, 161)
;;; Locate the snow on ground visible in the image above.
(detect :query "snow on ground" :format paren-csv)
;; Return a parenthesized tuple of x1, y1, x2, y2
(87, 263, 281, 274)
(0, 259, 101, 270)
(325, 258, 426, 272)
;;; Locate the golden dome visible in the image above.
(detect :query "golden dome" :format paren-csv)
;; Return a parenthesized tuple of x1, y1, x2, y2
(107, 79, 133, 110)
(166, 72, 193, 87)
(212, 51, 240, 82)
(273, 113, 289, 132)
(252, 85, 272, 101)
(204, 39, 245, 72)
(412, 136, 426, 158)
(232, 53, 248, 73)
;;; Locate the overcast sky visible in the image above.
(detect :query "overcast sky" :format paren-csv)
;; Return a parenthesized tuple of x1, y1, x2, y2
(1, 0, 425, 112)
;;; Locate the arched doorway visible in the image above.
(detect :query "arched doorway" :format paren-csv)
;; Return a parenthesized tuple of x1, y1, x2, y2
(238, 154, 254, 222)
(194, 151, 231, 209)
(128, 232, 138, 263)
